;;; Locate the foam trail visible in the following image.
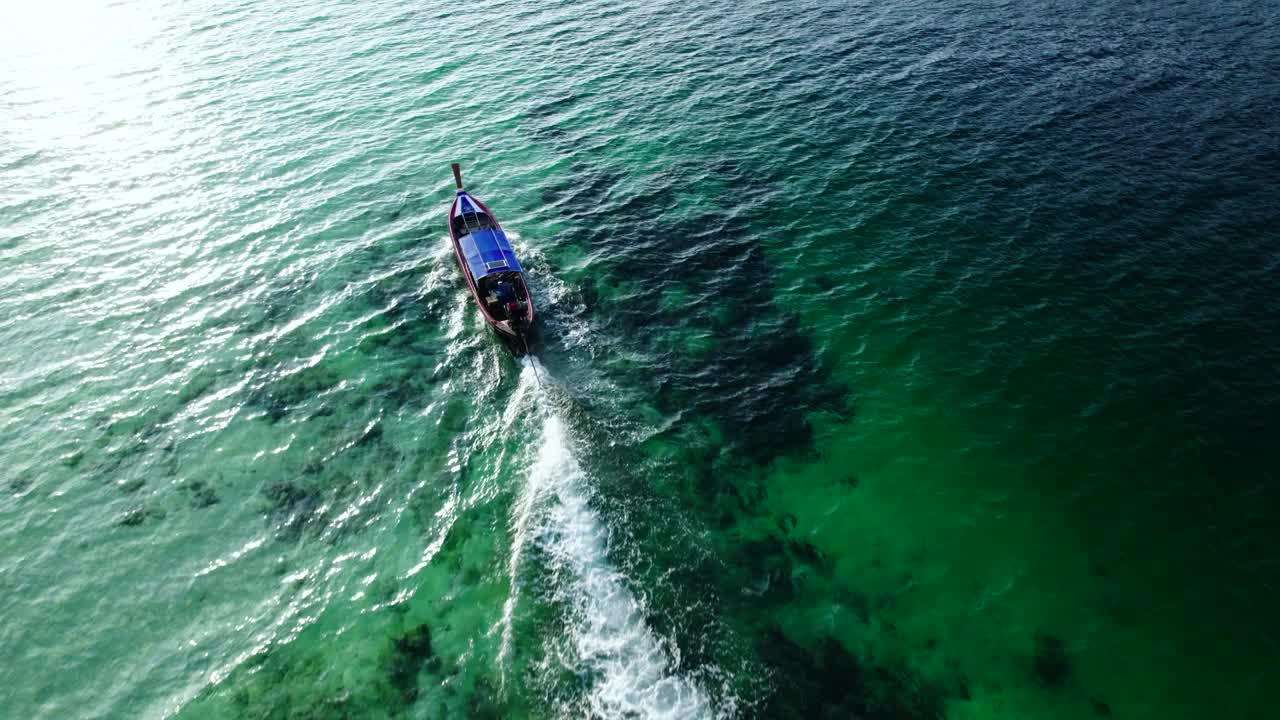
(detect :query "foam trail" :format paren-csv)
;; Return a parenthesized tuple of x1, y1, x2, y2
(497, 362, 546, 687)
(515, 361, 718, 719)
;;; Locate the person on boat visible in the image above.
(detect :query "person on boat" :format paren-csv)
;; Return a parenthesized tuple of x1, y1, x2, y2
(492, 280, 521, 318)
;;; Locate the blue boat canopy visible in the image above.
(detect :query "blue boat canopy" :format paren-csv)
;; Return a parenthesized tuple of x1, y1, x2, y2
(459, 229, 523, 280)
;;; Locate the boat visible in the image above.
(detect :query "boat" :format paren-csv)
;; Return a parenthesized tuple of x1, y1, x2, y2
(446, 163, 535, 352)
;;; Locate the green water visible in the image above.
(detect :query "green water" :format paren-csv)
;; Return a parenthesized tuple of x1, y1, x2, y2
(3, 0, 1278, 718)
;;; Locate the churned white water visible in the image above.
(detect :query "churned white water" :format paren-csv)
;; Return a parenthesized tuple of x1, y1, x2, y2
(506, 361, 719, 719)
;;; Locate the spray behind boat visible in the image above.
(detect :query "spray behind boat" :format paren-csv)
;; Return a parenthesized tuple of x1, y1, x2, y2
(446, 163, 536, 354)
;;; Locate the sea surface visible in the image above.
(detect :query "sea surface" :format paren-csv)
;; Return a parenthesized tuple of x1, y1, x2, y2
(2, 0, 1279, 718)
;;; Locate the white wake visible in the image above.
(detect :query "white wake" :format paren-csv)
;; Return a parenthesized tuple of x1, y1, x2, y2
(503, 360, 721, 719)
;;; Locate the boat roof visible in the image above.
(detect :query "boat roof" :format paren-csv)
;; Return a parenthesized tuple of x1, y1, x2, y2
(459, 229, 523, 280)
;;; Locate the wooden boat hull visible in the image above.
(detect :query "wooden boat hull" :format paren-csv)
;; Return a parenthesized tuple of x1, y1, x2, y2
(445, 166, 535, 350)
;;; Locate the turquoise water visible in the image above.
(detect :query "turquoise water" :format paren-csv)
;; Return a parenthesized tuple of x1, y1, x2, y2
(3, 0, 1278, 717)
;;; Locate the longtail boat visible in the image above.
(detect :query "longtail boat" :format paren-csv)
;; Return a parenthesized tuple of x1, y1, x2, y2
(446, 163, 535, 351)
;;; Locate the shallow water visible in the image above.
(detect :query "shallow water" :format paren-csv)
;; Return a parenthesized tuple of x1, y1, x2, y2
(2, 0, 1279, 718)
